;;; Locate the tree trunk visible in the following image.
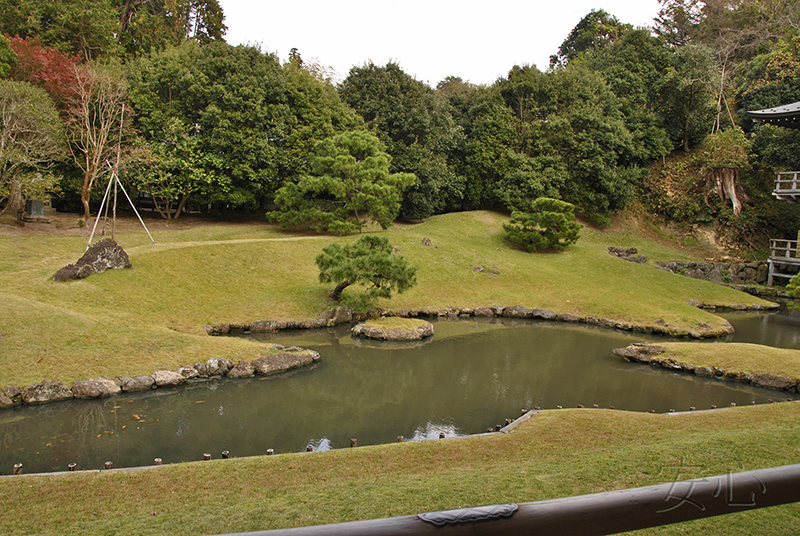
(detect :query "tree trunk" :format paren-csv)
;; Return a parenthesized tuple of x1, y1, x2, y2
(330, 280, 350, 301)
(81, 169, 93, 221)
(720, 167, 742, 216)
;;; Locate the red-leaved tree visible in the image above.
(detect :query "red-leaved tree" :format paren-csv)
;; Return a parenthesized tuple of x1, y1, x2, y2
(6, 36, 80, 109)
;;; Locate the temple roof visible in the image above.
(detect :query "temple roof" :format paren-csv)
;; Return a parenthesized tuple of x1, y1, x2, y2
(748, 101, 800, 129)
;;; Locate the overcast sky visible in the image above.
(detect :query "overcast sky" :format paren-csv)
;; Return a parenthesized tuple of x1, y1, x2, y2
(219, 0, 662, 86)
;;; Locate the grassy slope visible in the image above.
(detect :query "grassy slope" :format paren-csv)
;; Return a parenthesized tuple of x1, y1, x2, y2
(661, 342, 800, 379)
(2, 212, 799, 535)
(0, 403, 798, 535)
(0, 211, 775, 387)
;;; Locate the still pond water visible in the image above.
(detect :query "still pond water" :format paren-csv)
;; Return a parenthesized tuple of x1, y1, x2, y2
(2, 304, 799, 475)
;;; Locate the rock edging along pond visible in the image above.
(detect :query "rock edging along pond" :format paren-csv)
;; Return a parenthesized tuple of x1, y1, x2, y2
(614, 343, 799, 393)
(2, 298, 774, 410)
(0, 345, 320, 409)
(205, 300, 774, 341)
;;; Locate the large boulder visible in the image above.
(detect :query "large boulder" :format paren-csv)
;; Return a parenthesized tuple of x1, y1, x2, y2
(227, 360, 255, 378)
(317, 307, 353, 327)
(252, 350, 320, 375)
(53, 238, 132, 282)
(501, 306, 532, 318)
(71, 378, 121, 399)
(21, 380, 73, 404)
(119, 376, 155, 392)
(199, 358, 233, 377)
(151, 370, 186, 387)
(612, 343, 667, 364)
(751, 374, 797, 391)
(178, 366, 200, 381)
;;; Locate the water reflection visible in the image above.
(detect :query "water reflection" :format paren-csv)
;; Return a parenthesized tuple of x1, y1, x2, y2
(719, 301, 800, 349)
(2, 307, 799, 475)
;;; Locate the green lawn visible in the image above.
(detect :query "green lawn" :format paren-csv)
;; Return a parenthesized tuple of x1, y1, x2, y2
(0, 211, 775, 387)
(0, 402, 798, 536)
(1, 211, 798, 536)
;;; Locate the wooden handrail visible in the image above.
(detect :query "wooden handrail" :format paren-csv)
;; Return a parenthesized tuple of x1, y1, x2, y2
(770, 239, 800, 259)
(774, 172, 800, 192)
(216, 464, 800, 536)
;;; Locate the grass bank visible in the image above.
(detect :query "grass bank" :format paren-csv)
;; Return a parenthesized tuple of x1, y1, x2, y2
(0, 211, 775, 387)
(0, 402, 798, 535)
(1, 211, 799, 536)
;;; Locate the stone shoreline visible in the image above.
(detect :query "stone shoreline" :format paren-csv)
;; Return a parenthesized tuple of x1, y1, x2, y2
(614, 343, 799, 393)
(0, 345, 319, 409)
(0, 298, 780, 410)
(207, 300, 775, 341)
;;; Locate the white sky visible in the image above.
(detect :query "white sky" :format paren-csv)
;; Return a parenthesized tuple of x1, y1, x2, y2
(219, 0, 662, 87)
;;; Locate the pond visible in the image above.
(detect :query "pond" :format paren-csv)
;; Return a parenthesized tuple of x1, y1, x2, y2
(2, 304, 799, 476)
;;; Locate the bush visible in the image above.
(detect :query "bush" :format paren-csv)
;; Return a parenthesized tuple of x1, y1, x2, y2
(503, 197, 582, 252)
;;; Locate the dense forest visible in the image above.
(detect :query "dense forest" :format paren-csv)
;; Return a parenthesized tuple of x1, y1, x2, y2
(1, 0, 800, 254)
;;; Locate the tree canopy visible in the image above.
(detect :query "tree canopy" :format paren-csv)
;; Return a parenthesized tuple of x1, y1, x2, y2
(269, 131, 416, 234)
(0, 80, 65, 215)
(315, 235, 417, 308)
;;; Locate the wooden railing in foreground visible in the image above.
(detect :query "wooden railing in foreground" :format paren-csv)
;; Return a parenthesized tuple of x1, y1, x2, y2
(216, 464, 800, 536)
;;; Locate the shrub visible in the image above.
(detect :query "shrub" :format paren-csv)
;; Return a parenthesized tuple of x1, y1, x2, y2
(503, 197, 582, 252)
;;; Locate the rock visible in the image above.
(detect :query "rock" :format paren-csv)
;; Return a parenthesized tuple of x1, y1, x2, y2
(531, 308, 558, 320)
(151, 370, 186, 387)
(3, 385, 21, 402)
(656, 358, 683, 370)
(502, 305, 531, 318)
(694, 367, 714, 377)
(302, 319, 328, 329)
(21, 380, 73, 404)
(612, 344, 667, 363)
(392, 246, 401, 254)
(119, 376, 155, 392)
(53, 238, 132, 281)
(556, 313, 581, 323)
(422, 237, 432, 246)
(0, 391, 12, 408)
(622, 255, 647, 264)
(71, 378, 121, 399)
(352, 321, 435, 341)
(178, 366, 199, 380)
(205, 358, 233, 376)
(751, 374, 797, 391)
(608, 247, 638, 257)
(227, 360, 255, 378)
(249, 320, 288, 332)
(473, 307, 494, 317)
(317, 307, 353, 327)
(211, 323, 230, 334)
(707, 269, 725, 283)
(756, 264, 769, 283)
(252, 351, 320, 375)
